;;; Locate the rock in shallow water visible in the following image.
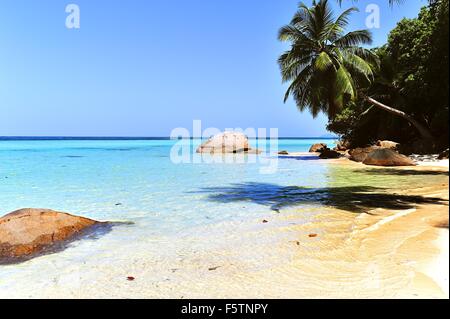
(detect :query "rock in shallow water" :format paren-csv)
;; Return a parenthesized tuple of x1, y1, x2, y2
(363, 149, 416, 167)
(0, 208, 103, 263)
(196, 132, 260, 154)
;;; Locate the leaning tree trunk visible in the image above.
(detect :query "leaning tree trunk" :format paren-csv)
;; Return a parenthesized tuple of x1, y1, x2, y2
(364, 96, 433, 139)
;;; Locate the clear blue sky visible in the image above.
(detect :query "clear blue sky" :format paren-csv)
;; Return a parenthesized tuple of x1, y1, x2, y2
(0, 0, 427, 137)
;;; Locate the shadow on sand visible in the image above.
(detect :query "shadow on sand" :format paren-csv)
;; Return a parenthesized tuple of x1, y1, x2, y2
(194, 182, 448, 213)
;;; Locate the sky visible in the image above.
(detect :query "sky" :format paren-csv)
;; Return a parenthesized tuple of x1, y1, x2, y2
(0, 0, 428, 137)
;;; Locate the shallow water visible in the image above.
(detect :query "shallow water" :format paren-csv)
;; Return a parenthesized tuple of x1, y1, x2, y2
(0, 138, 448, 298)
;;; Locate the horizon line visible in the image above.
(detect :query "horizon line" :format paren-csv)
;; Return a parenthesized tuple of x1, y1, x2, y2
(0, 136, 339, 140)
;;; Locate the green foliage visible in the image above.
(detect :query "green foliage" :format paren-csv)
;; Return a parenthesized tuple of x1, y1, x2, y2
(327, 0, 449, 148)
(325, 103, 359, 139)
(387, 3, 448, 118)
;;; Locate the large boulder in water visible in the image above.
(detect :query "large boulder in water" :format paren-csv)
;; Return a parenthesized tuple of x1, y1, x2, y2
(309, 143, 327, 153)
(196, 132, 258, 154)
(0, 208, 102, 263)
(349, 146, 379, 162)
(363, 149, 416, 166)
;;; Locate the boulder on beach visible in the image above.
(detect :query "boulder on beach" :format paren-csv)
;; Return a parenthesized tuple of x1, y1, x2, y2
(309, 143, 327, 153)
(376, 140, 399, 150)
(278, 150, 289, 155)
(363, 149, 416, 166)
(349, 146, 379, 163)
(319, 149, 341, 159)
(0, 208, 102, 262)
(196, 132, 259, 154)
(334, 140, 350, 151)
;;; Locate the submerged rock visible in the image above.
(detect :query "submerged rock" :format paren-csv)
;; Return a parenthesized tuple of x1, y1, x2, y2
(309, 143, 327, 153)
(196, 132, 259, 154)
(349, 146, 379, 163)
(0, 208, 102, 263)
(363, 149, 416, 166)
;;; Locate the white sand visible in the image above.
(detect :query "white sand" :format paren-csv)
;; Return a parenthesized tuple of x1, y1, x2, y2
(426, 229, 449, 297)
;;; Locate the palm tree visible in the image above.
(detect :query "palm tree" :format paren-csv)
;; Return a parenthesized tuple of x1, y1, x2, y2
(278, 0, 433, 139)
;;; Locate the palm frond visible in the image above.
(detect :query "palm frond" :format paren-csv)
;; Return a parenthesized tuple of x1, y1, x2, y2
(315, 51, 335, 72)
(342, 52, 374, 80)
(342, 47, 379, 67)
(333, 30, 373, 47)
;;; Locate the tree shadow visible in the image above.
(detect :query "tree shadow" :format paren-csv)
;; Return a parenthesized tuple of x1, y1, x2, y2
(354, 168, 449, 176)
(433, 220, 449, 229)
(194, 182, 448, 213)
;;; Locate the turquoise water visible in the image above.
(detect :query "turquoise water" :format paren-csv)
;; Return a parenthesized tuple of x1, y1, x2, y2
(2, 137, 448, 235)
(0, 138, 337, 234)
(1, 138, 448, 297)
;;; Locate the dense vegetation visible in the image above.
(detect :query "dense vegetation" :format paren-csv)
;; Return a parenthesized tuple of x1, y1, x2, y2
(279, 0, 449, 153)
(328, 0, 448, 152)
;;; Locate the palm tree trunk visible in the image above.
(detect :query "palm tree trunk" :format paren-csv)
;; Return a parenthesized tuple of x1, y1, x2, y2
(364, 96, 433, 139)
